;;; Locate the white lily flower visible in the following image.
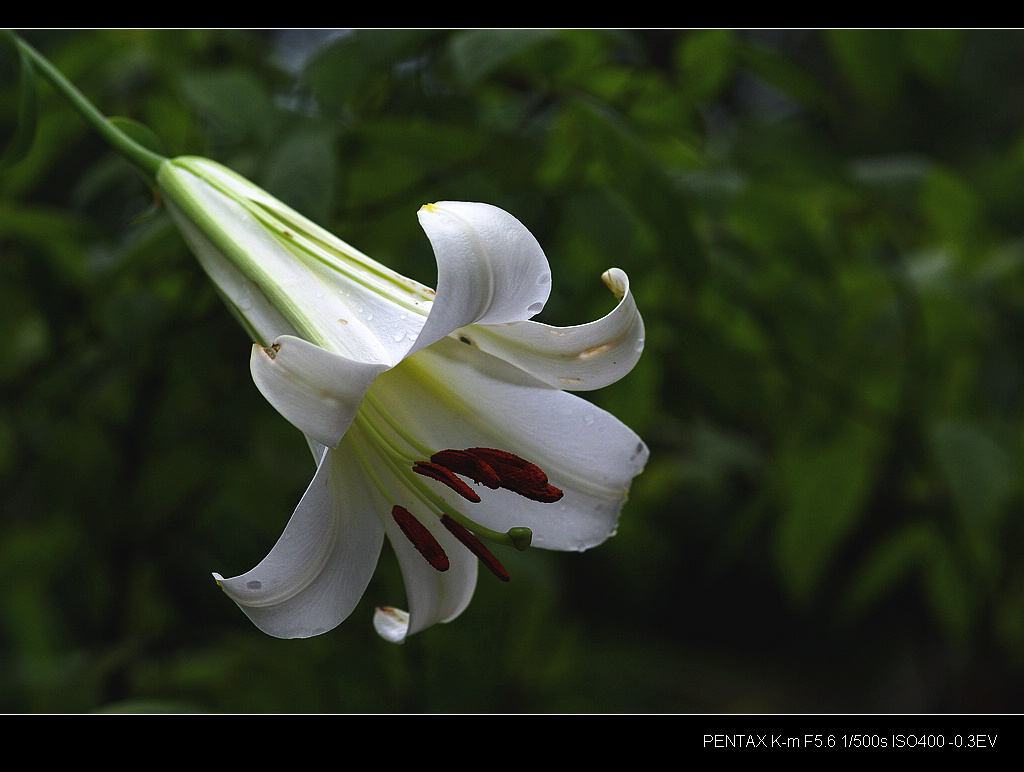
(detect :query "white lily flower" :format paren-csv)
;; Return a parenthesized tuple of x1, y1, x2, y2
(157, 156, 649, 642)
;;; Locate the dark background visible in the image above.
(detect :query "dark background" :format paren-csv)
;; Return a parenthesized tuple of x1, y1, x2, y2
(2, 28, 1024, 713)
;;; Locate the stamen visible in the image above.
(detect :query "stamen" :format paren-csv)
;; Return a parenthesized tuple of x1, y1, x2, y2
(412, 461, 482, 503)
(441, 515, 510, 582)
(391, 505, 450, 572)
(430, 449, 500, 489)
(464, 448, 564, 503)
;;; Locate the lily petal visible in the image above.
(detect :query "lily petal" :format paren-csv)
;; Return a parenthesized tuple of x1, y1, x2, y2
(213, 442, 386, 639)
(373, 606, 411, 643)
(409, 202, 552, 356)
(164, 195, 296, 345)
(161, 157, 433, 365)
(464, 267, 645, 392)
(250, 335, 390, 449)
(378, 335, 649, 551)
(381, 507, 478, 642)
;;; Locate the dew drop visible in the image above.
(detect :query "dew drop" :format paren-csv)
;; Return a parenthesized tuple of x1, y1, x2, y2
(246, 580, 263, 590)
(527, 301, 544, 314)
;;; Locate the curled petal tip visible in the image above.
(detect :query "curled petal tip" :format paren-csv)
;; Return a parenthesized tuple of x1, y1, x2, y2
(601, 267, 628, 300)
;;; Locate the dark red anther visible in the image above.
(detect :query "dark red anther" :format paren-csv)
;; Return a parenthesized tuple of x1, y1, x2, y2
(464, 448, 564, 503)
(441, 515, 510, 583)
(413, 461, 482, 503)
(430, 449, 500, 489)
(391, 505, 450, 572)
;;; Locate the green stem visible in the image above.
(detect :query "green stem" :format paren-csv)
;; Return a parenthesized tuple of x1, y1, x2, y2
(8, 31, 166, 175)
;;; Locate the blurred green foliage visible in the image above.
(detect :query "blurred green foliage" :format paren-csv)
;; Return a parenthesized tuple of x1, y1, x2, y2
(3, 28, 1024, 712)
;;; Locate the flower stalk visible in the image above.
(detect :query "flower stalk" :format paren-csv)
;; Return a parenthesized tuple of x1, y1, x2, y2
(8, 31, 166, 177)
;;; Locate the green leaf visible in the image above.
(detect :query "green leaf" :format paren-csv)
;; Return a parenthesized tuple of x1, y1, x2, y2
(108, 116, 165, 159)
(918, 167, 984, 261)
(904, 28, 963, 84)
(825, 28, 904, 110)
(0, 31, 39, 169)
(178, 69, 276, 147)
(259, 124, 337, 224)
(675, 29, 736, 102)
(929, 420, 1015, 532)
(738, 41, 834, 116)
(843, 522, 973, 640)
(565, 97, 706, 285)
(774, 421, 882, 603)
(448, 29, 557, 87)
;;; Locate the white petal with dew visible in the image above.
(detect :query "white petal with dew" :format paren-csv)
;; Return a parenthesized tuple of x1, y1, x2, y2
(250, 336, 390, 448)
(214, 441, 386, 639)
(410, 202, 552, 356)
(163, 197, 296, 346)
(161, 157, 428, 365)
(465, 267, 645, 392)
